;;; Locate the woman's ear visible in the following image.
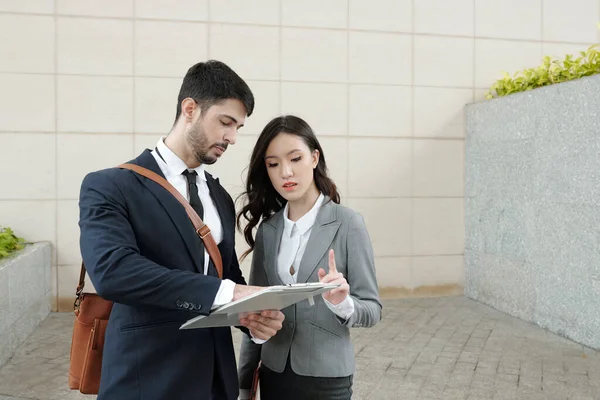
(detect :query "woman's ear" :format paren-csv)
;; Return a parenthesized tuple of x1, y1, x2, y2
(312, 149, 320, 168)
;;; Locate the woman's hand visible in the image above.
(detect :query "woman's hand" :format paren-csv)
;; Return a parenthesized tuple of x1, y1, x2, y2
(318, 249, 350, 305)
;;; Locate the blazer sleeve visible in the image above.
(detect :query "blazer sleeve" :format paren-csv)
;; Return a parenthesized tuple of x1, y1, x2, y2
(237, 223, 268, 391)
(341, 212, 382, 328)
(78, 170, 221, 314)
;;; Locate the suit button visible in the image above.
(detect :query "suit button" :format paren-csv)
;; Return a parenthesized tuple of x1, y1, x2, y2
(183, 302, 190, 309)
(176, 300, 182, 307)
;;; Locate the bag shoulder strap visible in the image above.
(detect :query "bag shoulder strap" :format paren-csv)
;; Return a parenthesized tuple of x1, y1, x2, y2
(77, 163, 224, 296)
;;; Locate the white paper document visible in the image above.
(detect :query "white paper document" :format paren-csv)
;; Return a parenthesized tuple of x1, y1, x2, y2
(179, 282, 340, 330)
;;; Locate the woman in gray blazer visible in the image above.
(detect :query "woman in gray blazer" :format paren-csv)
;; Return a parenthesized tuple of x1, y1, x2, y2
(236, 115, 382, 400)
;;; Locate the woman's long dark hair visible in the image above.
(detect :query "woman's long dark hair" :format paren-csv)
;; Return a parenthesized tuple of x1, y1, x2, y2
(236, 115, 340, 260)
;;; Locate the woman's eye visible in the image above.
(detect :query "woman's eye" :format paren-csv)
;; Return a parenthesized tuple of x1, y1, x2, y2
(267, 163, 278, 168)
(291, 157, 301, 162)
(220, 121, 231, 126)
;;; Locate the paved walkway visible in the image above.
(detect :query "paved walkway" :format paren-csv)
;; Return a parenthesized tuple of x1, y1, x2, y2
(0, 297, 599, 399)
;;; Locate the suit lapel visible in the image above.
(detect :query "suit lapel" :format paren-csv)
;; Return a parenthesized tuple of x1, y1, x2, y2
(263, 212, 285, 286)
(297, 200, 341, 283)
(130, 149, 205, 274)
(205, 173, 230, 276)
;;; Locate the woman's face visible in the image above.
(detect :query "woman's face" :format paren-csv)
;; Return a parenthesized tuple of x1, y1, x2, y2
(264, 132, 319, 203)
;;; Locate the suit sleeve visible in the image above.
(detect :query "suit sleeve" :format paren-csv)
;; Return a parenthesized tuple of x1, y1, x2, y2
(340, 212, 382, 328)
(237, 224, 267, 391)
(78, 170, 221, 314)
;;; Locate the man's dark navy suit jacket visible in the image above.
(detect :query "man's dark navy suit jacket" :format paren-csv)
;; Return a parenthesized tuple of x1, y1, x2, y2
(79, 149, 248, 400)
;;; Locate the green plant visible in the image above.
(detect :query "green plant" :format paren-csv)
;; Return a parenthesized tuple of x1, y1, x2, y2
(485, 23, 600, 99)
(0, 226, 26, 259)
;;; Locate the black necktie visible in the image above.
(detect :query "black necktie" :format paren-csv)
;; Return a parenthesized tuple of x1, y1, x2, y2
(182, 170, 217, 276)
(181, 170, 204, 219)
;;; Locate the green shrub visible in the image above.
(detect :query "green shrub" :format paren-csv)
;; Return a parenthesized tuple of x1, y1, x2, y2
(486, 29, 600, 100)
(0, 227, 26, 259)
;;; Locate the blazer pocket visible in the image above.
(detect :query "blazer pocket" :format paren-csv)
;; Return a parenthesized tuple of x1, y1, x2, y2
(308, 321, 341, 338)
(120, 319, 183, 332)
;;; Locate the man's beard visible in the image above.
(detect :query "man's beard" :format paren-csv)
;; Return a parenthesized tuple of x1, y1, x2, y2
(186, 120, 216, 165)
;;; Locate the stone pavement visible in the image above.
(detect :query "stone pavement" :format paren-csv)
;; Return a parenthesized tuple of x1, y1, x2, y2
(0, 296, 599, 400)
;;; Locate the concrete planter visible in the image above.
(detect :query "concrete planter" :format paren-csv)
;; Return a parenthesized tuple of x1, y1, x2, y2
(0, 242, 52, 367)
(465, 74, 600, 349)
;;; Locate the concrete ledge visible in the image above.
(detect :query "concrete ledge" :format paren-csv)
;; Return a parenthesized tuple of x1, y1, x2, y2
(465, 74, 600, 350)
(0, 242, 52, 367)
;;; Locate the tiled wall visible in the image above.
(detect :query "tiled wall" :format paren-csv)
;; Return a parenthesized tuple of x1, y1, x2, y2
(0, 0, 598, 311)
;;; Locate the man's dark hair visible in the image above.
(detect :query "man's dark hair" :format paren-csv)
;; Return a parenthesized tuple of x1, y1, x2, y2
(174, 60, 255, 124)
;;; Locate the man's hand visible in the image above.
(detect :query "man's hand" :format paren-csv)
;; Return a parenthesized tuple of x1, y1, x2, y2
(232, 284, 265, 302)
(318, 249, 350, 305)
(239, 310, 285, 341)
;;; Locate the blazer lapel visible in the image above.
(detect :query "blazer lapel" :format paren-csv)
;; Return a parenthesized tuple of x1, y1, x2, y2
(204, 173, 231, 276)
(297, 200, 341, 283)
(130, 149, 205, 274)
(262, 212, 285, 286)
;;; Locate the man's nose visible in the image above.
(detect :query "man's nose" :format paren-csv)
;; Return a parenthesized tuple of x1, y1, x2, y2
(224, 128, 237, 145)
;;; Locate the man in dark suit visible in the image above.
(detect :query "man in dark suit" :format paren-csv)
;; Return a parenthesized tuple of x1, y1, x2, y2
(78, 60, 284, 400)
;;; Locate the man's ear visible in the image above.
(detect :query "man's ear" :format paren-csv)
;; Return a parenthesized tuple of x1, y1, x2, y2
(181, 98, 197, 122)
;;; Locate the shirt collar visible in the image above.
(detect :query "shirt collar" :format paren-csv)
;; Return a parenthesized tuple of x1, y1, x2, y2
(283, 193, 325, 238)
(156, 137, 206, 181)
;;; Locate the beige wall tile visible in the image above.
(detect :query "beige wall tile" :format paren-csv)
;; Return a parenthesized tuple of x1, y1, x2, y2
(0, 74, 55, 132)
(281, 83, 347, 136)
(414, 0, 474, 36)
(543, 0, 600, 43)
(281, 0, 347, 29)
(57, 17, 133, 75)
(348, 139, 411, 197)
(414, 87, 473, 138)
(475, 0, 541, 40)
(413, 198, 464, 255)
(281, 28, 347, 82)
(349, 0, 412, 32)
(0, 15, 54, 73)
(0, 200, 56, 246)
(241, 81, 280, 136)
(0, 133, 55, 200)
(317, 137, 348, 199)
(349, 32, 411, 85)
(134, 77, 182, 134)
(56, 133, 134, 199)
(51, 264, 57, 311)
(135, 0, 207, 21)
(542, 43, 597, 60)
(209, 0, 279, 25)
(475, 39, 542, 88)
(57, 0, 133, 17)
(346, 198, 412, 257)
(134, 133, 162, 155)
(413, 140, 464, 197)
(135, 21, 208, 77)
(209, 24, 279, 81)
(412, 255, 464, 288)
(56, 200, 80, 265)
(57, 76, 133, 133)
(414, 36, 474, 88)
(374, 256, 412, 289)
(349, 85, 411, 137)
(0, 0, 53, 13)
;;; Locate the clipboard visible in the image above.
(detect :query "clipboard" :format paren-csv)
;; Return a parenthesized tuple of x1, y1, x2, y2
(179, 282, 340, 329)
